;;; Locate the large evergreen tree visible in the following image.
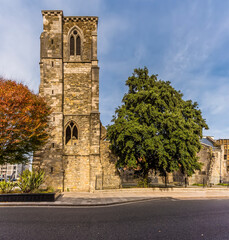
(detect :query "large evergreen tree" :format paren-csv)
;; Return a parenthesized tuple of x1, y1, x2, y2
(107, 67, 208, 180)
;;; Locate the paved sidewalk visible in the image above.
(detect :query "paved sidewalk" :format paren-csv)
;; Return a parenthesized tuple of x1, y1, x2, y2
(1, 188, 229, 207)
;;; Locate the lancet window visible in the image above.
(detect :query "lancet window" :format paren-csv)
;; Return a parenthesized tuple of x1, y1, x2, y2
(69, 29, 81, 56)
(65, 121, 78, 145)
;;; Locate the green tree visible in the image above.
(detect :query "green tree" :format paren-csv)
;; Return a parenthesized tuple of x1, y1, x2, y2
(107, 67, 208, 181)
(0, 78, 52, 165)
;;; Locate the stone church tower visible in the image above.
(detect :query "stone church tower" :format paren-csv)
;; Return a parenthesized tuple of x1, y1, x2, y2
(33, 10, 120, 191)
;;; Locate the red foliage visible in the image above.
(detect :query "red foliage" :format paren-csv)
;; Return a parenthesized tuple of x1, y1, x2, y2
(0, 78, 52, 164)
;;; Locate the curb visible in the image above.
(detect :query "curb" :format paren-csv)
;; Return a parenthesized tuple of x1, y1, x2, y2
(1, 195, 229, 207)
(0, 197, 158, 207)
(93, 187, 229, 193)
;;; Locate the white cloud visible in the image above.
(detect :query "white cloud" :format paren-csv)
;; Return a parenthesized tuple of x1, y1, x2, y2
(161, 1, 229, 86)
(1, 0, 229, 138)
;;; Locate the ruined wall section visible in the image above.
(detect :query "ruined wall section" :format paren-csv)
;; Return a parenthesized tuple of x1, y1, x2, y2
(99, 126, 121, 189)
(189, 144, 226, 185)
(100, 139, 121, 189)
(61, 17, 102, 191)
(35, 11, 120, 191)
(63, 115, 90, 191)
(34, 11, 64, 190)
(208, 145, 227, 184)
(62, 17, 97, 62)
(63, 63, 92, 114)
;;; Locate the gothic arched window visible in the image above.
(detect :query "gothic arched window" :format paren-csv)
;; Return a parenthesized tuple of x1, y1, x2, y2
(76, 35, 81, 55)
(69, 29, 81, 56)
(65, 121, 78, 145)
(70, 36, 74, 56)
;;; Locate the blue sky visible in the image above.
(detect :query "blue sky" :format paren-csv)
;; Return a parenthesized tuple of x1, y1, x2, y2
(0, 0, 229, 139)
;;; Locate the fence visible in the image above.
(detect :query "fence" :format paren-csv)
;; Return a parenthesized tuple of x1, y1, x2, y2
(120, 169, 229, 188)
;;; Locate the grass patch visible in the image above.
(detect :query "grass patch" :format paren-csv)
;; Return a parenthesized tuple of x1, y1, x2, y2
(0, 188, 55, 194)
(192, 183, 204, 186)
(217, 183, 229, 186)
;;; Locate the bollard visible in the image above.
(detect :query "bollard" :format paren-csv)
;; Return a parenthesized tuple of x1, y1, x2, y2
(185, 177, 187, 188)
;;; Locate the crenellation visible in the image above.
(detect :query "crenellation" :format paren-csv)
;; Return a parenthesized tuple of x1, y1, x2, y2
(34, 10, 120, 192)
(42, 10, 63, 16)
(63, 17, 98, 23)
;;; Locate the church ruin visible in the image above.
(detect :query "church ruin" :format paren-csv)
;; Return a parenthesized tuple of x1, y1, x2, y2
(33, 10, 229, 191)
(33, 10, 120, 191)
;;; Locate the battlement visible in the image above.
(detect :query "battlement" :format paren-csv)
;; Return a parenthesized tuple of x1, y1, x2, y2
(42, 10, 98, 23)
(42, 10, 63, 16)
(63, 16, 98, 23)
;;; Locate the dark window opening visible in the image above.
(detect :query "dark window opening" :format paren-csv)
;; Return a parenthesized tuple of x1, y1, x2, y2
(66, 126, 71, 144)
(51, 39, 54, 44)
(65, 121, 78, 145)
(73, 126, 78, 139)
(70, 36, 74, 56)
(52, 143, 55, 148)
(50, 167, 53, 174)
(52, 90, 54, 94)
(69, 29, 81, 57)
(52, 61, 54, 67)
(76, 36, 81, 55)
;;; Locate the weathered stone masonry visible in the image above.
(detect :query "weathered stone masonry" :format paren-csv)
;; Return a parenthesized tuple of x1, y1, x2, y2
(33, 10, 120, 191)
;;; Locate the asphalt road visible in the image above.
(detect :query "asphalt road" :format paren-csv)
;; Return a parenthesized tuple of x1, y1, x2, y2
(0, 198, 229, 240)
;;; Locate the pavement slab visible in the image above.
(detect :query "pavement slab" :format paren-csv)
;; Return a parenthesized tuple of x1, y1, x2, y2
(0, 188, 229, 207)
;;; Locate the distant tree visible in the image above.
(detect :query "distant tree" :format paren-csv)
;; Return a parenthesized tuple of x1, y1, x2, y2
(0, 78, 52, 165)
(107, 67, 208, 181)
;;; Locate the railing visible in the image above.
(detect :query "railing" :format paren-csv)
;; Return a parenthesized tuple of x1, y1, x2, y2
(119, 169, 229, 188)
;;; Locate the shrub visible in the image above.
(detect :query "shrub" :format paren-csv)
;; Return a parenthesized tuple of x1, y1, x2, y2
(18, 169, 45, 193)
(137, 178, 148, 188)
(0, 180, 16, 193)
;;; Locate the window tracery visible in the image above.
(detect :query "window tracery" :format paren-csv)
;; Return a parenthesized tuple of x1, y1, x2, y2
(65, 121, 78, 145)
(69, 29, 81, 56)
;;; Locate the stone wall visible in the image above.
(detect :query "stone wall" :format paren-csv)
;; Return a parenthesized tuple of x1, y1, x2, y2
(100, 126, 121, 189)
(33, 10, 120, 192)
(189, 143, 226, 185)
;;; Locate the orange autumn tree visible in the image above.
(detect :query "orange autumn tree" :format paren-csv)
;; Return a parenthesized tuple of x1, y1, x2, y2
(0, 78, 52, 165)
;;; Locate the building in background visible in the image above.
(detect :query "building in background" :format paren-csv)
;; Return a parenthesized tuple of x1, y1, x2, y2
(120, 136, 229, 187)
(188, 136, 227, 185)
(168, 136, 227, 185)
(216, 139, 229, 171)
(173, 136, 228, 185)
(0, 163, 29, 181)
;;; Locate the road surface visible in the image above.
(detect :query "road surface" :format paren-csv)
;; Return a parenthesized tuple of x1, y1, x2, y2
(0, 198, 229, 240)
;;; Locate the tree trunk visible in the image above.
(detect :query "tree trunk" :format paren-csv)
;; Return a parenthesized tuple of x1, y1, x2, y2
(164, 172, 167, 187)
(143, 169, 149, 188)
